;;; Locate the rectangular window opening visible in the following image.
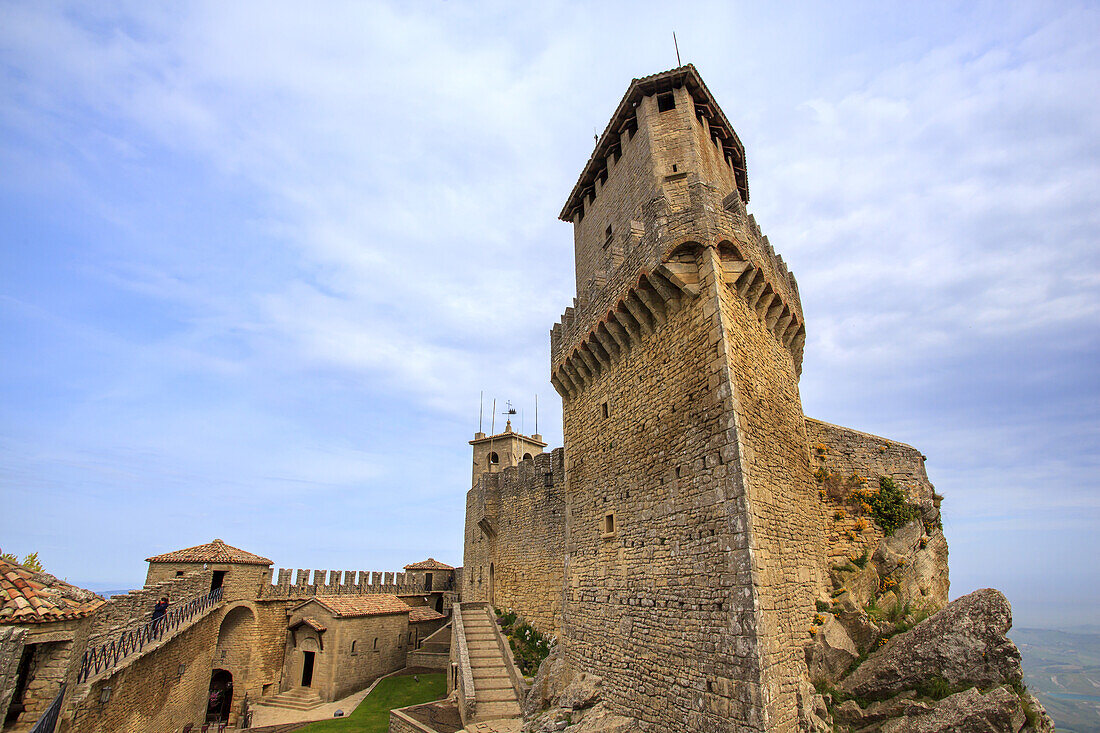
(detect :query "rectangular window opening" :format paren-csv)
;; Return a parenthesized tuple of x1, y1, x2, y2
(602, 512, 616, 537)
(601, 401, 609, 419)
(657, 92, 676, 112)
(604, 225, 613, 248)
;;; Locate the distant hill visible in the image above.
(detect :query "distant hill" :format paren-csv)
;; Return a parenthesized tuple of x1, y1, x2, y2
(1012, 627, 1100, 732)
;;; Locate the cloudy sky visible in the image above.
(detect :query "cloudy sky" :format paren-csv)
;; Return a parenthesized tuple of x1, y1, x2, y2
(1, 2, 1097, 627)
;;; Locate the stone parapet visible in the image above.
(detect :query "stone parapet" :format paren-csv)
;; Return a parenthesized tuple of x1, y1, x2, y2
(258, 568, 424, 600)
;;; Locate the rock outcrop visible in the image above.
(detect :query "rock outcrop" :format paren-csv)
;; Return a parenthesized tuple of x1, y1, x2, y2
(839, 588, 1020, 698)
(811, 589, 1053, 732)
(523, 646, 642, 733)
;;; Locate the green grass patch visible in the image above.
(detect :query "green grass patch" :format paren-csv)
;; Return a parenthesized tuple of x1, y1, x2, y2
(295, 672, 446, 733)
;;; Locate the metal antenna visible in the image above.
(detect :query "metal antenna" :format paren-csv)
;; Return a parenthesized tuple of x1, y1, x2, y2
(674, 32, 681, 67)
(479, 391, 484, 433)
(535, 394, 539, 434)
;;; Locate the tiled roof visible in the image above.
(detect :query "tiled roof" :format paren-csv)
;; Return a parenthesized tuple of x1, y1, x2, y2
(295, 594, 411, 618)
(1, 558, 104, 625)
(146, 539, 272, 566)
(409, 607, 446, 624)
(403, 558, 454, 571)
(289, 616, 327, 633)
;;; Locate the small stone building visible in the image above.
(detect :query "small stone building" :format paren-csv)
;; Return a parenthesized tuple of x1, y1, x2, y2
(407, 607, 446, 650)
(145, 539, 273, 601)
(0, 558, 104, 733)
(284, 594, 411, 702)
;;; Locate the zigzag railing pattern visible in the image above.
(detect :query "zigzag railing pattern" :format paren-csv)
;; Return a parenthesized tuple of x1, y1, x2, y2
(77, 587, 223, 683)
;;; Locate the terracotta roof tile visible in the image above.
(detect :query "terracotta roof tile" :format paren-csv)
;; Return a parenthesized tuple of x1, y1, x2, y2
(0, 558, 104, 625)
(403, 558, 454, 571)
(294, 594, 411, 619)
(289, 616, 327, 633)
(146, 539, 272, 566)
(409, 607, 446, 624)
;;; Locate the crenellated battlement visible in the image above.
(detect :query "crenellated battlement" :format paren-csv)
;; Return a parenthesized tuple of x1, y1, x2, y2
(550, 187, 807, 400)
(257, 567, 426, 600)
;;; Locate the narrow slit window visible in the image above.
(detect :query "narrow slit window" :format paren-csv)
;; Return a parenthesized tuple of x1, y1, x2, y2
(602, 512, 616, 537)
(601, 401, 609, 419)
(604, 225, 613, 248)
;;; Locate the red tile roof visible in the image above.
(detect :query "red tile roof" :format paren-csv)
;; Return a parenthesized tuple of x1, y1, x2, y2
(289, 616, 327, 633)
(295, 594, 411, 618)
(403, 558, 454, 571)
(0, 558, 104, 625)
(409, 607, 446, 624)
(146, 539, 272, 566)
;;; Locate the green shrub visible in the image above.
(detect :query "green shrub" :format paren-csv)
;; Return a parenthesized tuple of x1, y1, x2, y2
(506, 620, 552, 676)
(868, 477, 918, 535)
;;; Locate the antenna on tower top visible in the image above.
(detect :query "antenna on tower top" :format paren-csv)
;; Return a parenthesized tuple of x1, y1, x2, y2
(479, 391, 484, 433)
(674, 31, 681, 67)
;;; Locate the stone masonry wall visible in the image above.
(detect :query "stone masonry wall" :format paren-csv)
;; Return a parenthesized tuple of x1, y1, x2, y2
(329, 613, 408, 701)
(66, 610, 220, 733)
(463, 449, 566, 634)
(0, 626, 26, 720)
(716, 244, 827, 730)
(560, 260, 766, 731)
(5, 638, 73, 733)
(260, 568, 423, 600)
(805, 418, 948, 608)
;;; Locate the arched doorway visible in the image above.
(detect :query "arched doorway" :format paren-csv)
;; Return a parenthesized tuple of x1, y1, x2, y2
(488, 563, 495, 607)
(207, 669, 233, 723)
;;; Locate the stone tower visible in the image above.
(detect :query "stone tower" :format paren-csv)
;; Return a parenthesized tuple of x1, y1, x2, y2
(469, 419, 546, 487)
(550, 65, 825, 731)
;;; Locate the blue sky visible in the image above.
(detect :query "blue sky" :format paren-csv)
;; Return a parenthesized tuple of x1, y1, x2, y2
(1, 1, 1097, 628)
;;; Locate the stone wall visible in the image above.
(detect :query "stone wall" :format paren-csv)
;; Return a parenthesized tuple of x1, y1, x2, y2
(66, 610, 220, 733)
(716, 243, 826, 730)
(558, 254, 767, 731)
(260, 568, 423, 599)
(329, 612, 408, 701)
(0, 626, 26, 720)
(145, 562, 268, 602)
(5, 637, 72, 733)
(463, 449, 566, 634)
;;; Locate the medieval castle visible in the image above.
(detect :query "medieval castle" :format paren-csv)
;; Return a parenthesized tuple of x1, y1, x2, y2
(1, 65, 1050, 733)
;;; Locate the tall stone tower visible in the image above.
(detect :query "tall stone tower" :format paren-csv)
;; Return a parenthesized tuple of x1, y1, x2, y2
(469, 419, 546, 487)
(550, 65, 825, 731)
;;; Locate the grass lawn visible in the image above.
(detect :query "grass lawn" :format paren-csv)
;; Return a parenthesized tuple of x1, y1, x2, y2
(294, 672, 447, 733)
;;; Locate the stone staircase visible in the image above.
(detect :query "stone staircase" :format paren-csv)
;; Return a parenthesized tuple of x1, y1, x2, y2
(461, 605, 521, 721)
(256, 686, 323, 711)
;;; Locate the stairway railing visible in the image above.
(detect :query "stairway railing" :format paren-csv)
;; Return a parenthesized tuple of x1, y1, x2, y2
(77, 586, 223, 683)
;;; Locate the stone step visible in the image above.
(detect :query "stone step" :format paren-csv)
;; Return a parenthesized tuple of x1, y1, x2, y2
(477, 688, 518, 703)
(467, 641, 497, 651)
(477, 700, 522, 721)
(473, 676, 511, 690)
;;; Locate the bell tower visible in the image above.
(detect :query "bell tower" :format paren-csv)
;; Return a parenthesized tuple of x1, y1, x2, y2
(469, 418, 546, 488)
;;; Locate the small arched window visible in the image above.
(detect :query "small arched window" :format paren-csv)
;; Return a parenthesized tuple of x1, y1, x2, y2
(373, 637, 379, 650)
(488, 452, 499, 465)
(351, 640, 357, 654)
(522, 453, 533, 461)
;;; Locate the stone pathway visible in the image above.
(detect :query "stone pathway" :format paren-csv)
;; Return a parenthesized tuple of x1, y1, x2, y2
(249, 683, 374, 728)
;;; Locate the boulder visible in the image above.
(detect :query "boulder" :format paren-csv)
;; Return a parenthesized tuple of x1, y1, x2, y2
(876, 686, 1024, 733)
(525, 645, 574, 717)
(806, 616, 859, 680)
(557, 672, 602, 711)
(839, 588, 1021, 699)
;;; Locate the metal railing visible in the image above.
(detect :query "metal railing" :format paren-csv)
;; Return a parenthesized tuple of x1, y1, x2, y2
(77, 587, 223, 683)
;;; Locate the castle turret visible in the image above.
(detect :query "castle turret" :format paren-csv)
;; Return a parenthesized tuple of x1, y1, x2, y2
(468, 419, 546, 487)
(551, 65, 823, 731)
